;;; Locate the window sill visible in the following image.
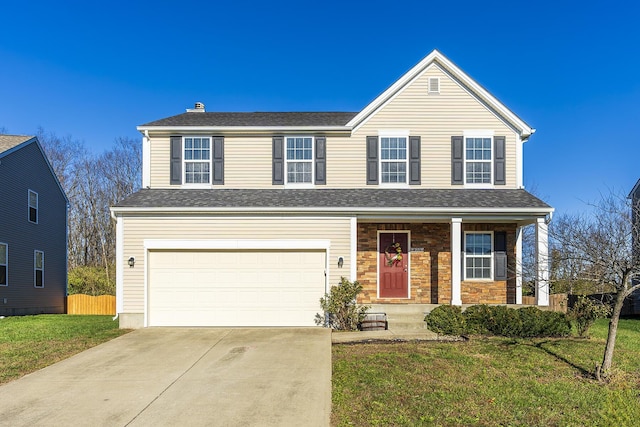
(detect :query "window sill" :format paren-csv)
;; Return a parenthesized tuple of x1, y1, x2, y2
(283, 183, 315, 189)
(180, 184, 213, 189)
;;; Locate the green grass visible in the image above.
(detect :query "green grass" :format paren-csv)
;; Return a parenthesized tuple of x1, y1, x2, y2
(0, 314, 130, 384)
(332, 319, 640, 426)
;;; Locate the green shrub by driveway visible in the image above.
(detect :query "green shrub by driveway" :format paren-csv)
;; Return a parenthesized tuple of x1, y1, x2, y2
(0, 315, 130, 384)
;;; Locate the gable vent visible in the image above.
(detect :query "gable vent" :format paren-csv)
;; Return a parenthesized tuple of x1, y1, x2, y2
(428, 77, 440, 94)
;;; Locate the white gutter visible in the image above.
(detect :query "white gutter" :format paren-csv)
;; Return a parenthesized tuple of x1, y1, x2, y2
(137, 125, 352, 133)
(111, 206, 554, 215)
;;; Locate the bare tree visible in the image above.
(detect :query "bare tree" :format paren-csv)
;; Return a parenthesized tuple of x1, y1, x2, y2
(551, 193, 640, 380)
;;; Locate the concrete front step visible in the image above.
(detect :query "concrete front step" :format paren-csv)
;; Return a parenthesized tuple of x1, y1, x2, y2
(366, 304, 435, 331)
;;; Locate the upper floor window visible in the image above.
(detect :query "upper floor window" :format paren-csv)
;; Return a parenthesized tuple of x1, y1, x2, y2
(0, 243, 7, 286)
(464, 232, 492, 280)
(286, 137, 313, 184)
(380, 137, 407, 184)
(28, 190, 38, 223)
(184, 137, 211, 184)
(34, 250, 44, 288)
(465, 137, 492, 184)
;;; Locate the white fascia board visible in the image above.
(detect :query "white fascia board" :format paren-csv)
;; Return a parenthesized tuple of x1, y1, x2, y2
(112, 205, 554, 217)
(346, 49, 534, 138)
(136, 125, 351, 134)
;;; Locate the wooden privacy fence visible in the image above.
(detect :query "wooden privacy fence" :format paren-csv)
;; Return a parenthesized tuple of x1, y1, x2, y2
(67, 294, 116, 315)
(522, 293, 568, 313)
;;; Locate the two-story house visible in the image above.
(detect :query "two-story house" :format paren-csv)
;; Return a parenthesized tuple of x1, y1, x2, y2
(111, 50, 553, 329)
(0, 135, 68, 316)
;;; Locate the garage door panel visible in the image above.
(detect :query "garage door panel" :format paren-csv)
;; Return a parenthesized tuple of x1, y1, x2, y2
(148, 250, 325, 327)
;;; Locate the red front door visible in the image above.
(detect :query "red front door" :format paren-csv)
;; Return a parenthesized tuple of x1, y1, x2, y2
(379, 232, 409, 298)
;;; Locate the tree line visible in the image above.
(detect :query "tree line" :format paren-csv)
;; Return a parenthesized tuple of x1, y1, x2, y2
(36, 128, 141, 295)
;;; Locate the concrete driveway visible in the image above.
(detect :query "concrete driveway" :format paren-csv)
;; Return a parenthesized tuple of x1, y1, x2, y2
(0, 328, 331, 426)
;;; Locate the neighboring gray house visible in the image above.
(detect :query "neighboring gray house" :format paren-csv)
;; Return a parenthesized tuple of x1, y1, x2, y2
(630, 179, 640, 314)
(0, 135, 68, 315)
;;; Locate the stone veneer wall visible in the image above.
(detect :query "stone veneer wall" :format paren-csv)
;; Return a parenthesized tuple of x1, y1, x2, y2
(357, 222, 517, 305)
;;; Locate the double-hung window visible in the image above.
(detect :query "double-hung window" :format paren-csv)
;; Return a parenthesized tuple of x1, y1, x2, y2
(183, 137, 211, 184)
(380, 137, 407, 184)
(464, 232, 492, 280)
(28, 190, 38, 223)
(465, 137, 492, 184)
(286, 137, 313, 184)
(34, 250, 44, 288)
(0, 243, 7, 286)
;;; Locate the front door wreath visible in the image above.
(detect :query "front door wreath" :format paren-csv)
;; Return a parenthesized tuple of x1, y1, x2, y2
(384, 242, 403, 267)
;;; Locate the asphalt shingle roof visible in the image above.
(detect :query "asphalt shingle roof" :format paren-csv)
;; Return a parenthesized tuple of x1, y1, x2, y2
(0, 134, 32, 154)
(140, 112, 358, 127)
(114, 188, 551, 211)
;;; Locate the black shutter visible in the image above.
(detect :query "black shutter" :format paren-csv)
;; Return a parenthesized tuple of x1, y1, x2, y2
(170, 136, 182, 185)
(272, 136, 284, 185)
(212, 136, 224, 185)
(315, 136, 326, 185)
(409, 136, 421, 185)
(494, 136, 506, 185)
(366, 136, 378, 185)
(451, 136, 464, 185)
(494, 231, 507, 280)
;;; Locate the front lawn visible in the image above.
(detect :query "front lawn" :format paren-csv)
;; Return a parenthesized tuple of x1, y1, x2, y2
(0, 315, 130, 384)
(332, 318, 640, 426)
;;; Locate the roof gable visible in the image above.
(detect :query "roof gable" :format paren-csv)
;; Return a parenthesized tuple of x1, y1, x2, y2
(0, 134, 69, 203)
(0, 134, 33, 155)
(346, 50, 534, 139)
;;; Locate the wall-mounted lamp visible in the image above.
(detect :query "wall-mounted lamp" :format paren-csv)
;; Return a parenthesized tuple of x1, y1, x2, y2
(338, 256, 344, 268)
(128, 257, 135, 268)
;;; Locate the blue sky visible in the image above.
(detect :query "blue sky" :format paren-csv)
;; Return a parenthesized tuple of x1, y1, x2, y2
(1, 0, 639, 216)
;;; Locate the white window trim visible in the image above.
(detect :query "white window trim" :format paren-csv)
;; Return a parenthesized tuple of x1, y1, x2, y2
(463, 231, 493, 281)
(34, 250, 44, 288)
(378, 131, 410, 188)
(0, 242, 7, 287)
(182, 136, 212, 188)
(284, 136, 315, 188)
(28, 189, 38, 224)
(463, 130, 495, 188)
(428, 77, 440, 94)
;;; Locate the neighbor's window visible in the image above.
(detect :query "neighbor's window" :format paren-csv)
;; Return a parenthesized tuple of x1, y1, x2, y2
(183, 137, 211, 184)
(34, 250, 44, 288)
(465, 137, 492, 184)
(0, 243, 7, 286)
(28, 190, 38, 223)
(286, 137, 313, 184)
(464, 232, 492, 280)
(380, 137, 407, 183)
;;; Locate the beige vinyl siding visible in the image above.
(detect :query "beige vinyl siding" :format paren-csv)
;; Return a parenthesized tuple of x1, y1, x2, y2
(149, 136, 170, 187)
(147, 65, 519, 189)
(351, 65, 518, 188)
(121, 215, 352, 312)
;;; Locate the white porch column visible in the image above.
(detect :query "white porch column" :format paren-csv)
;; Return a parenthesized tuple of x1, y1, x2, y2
(535, 217, 550, 306)
(515, 226, 523, 305)
(451, 218, 462, 306)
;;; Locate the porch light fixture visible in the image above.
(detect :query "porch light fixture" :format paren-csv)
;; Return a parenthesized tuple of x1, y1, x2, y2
(338, 257, 344, 268)
(128, 257, 135, 268)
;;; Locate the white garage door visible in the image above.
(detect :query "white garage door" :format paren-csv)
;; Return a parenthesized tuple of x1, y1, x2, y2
(148, 250, 326, 327)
